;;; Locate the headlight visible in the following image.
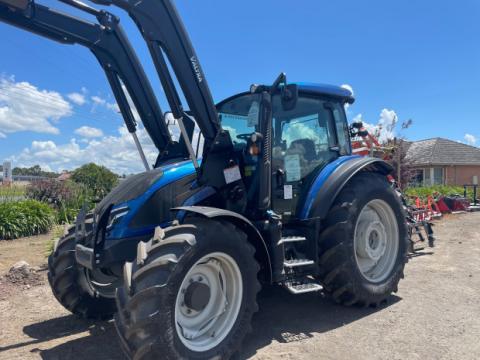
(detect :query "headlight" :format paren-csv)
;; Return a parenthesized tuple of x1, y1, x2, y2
(106, 206, 129, 230)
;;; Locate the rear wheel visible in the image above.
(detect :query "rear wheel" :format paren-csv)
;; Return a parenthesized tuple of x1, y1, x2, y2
(47, 225, 120, 319)
(115, 218, 261, 360)
(317, 173, 408, 306)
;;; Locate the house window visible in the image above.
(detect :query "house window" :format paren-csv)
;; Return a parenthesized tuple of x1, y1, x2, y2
(423, 167, 444, 186)
(411, 169, 423, 186)
(424, 168, 431, 185)
(433, 167, 444, 185)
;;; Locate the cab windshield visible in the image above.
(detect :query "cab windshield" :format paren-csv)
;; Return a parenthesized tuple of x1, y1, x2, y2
(217, 93, 260, 149)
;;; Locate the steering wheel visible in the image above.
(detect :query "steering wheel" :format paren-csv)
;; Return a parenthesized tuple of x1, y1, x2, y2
(236, 133, 252, 142)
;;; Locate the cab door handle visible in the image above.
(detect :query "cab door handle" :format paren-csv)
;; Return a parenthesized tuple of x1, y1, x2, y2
(276, 168, 285, 188)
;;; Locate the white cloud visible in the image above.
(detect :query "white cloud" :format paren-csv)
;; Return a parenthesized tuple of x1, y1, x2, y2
(0, 75, 72, 136)
(67, 92, 86, 106)
(283, 122, 327, 148)
(352, 108, 398, 144)
(91, 95, 105, 105)
(91, 95, 119, 113)
(10, 125, 157, 174)
(75, 126, 104, 138)
(464, 133, 476, 146)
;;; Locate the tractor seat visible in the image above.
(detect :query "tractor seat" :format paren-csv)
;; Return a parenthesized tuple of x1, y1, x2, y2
(290, 139, 317, 162)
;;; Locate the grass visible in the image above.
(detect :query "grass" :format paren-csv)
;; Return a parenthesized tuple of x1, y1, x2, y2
(0, 184, 26, 201)
(45, 224, 66, 256)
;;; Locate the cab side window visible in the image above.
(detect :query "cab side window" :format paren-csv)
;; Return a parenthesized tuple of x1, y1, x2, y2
(331, 104, 351, 155)
(272, 96, 335, 182)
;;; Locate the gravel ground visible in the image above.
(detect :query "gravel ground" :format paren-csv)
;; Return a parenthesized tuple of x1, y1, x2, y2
(0, 212, 479, 360)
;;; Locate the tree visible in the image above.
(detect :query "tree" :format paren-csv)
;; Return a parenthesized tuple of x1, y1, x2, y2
(354, 116, 415, 189)
(383, 138, 414, 189)
(71, 163, 118, 199)
(11, 165, 58, 178)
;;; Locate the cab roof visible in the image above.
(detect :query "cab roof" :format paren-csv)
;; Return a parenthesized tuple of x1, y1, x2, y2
(296, 82, 355, 104)
(216, 82, 355, 110)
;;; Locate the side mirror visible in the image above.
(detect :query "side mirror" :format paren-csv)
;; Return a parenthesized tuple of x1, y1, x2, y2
(281, 84, 298, 111)
(164, 111, 180, 142)
(164, 111, 176, 126)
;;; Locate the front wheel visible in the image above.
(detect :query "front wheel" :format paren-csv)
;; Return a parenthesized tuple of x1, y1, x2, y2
(47, 225, 120, 319)
(115, 218, 261, 360)
(317, 172, 408, 307)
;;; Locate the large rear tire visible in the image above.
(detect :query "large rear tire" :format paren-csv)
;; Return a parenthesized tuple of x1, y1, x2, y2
(317, 172, 408, 306)
(115, 218, 261, 360)
(47, 224, 120, 319)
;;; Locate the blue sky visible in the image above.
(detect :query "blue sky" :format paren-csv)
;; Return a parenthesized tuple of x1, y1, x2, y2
(0, 0, 479, 173)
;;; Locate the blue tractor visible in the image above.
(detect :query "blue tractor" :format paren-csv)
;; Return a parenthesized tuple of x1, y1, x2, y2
(0, 0, 408, 358)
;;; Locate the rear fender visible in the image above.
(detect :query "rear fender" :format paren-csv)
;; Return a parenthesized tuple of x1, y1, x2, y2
(300, 157, 393, 220)
(173, 206, 273, 283)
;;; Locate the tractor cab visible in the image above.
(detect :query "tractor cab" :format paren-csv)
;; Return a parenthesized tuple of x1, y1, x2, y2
(216, 82, 354, 220)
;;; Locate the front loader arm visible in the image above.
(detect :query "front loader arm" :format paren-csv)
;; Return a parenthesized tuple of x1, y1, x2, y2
(91, 0, 244, 193)
(91, 0, 221, 150)
(0, 0, 172, 156)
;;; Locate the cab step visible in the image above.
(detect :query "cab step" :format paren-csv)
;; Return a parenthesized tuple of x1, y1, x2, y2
(278, 236, 307, 244)
(284, 259, 314, 268)
(285, 280, 323, 294)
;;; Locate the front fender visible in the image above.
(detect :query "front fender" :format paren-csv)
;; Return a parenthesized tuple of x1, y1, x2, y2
(173, 206, 273, 283)
(300, 156, 393, 220)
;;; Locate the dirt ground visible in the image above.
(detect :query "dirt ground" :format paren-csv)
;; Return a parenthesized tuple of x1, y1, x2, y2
(0, 213, 479, 360)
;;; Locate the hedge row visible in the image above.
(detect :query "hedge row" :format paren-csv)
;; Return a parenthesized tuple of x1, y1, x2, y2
(404, 185, 474, 201)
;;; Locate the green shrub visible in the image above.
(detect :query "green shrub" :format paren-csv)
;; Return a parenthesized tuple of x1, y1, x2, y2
(26, 179, 72, 205)
(0, 200, 55, 240)
(71, 163, 118, 199)
(405, 185, 473, 202)
(26, 179, 92, 224)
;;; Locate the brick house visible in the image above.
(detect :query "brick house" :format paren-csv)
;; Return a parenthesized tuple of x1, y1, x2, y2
(405, 138, 480, 186)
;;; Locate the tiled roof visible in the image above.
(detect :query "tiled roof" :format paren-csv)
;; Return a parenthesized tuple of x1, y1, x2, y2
(57, 172, 72, 181)
(405, 138, 480, 166)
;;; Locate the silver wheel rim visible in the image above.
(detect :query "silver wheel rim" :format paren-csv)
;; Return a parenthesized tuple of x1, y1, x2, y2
(175, 252, 243, 352)
(354, 199, 399, 283)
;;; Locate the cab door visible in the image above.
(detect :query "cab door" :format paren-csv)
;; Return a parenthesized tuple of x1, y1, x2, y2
(271, 95, 350, 219)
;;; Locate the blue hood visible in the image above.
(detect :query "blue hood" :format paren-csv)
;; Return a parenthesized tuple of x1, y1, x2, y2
(102, 160, 199, 239)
